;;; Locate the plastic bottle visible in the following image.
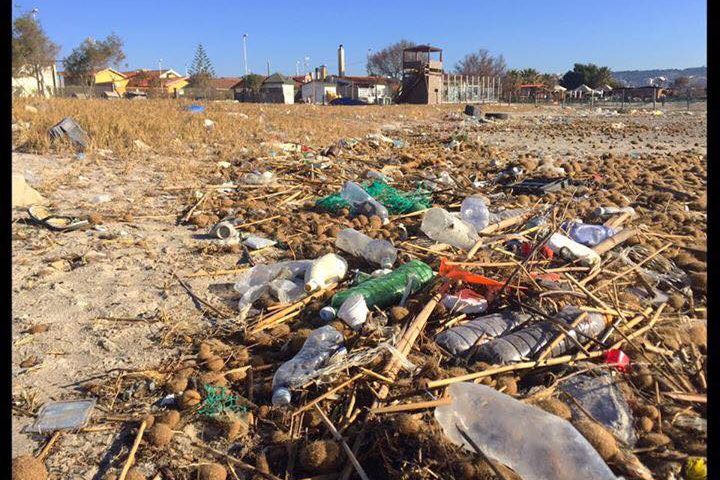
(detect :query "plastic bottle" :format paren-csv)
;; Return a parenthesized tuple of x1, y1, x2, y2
(546, 232, 601, 266)
(335, 228, 397, 268)
(304, 253, 348, 293)
(272, 325, 345, 405)
(562, 221, 617, 247)
(460, 196, 491, 232)
(320, 260, 434, 321)
(489, 208, 528, 224)
(435, 312, 532, 356)
(421, 208, 479, 251)
(473, 307, 609, 364)
(340, 181, 390, 224)
(435, 382, 618, 480)
(594, 206, 635, 218)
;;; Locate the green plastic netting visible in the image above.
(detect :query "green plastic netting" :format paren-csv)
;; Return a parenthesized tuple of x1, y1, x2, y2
(315, 181, 432, 215)
(198, 385, 247, 416)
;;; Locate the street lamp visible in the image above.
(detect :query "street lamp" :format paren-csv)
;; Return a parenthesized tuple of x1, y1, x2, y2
(31, 8, 39, 19)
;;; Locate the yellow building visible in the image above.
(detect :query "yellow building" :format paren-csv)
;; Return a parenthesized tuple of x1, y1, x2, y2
(92, 68, 129, 94)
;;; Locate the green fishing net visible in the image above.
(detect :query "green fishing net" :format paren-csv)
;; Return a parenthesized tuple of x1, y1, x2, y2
(198, 384, 247, 416)
(315, 181, 432, 215)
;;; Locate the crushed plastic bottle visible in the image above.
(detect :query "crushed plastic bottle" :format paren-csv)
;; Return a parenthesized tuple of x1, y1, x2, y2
(546, 232, 601, 266)
(435, 382, 618, 480)
(234, 260, 312, 320)
(460, 196, 491, 232)
(436, 312, 531, 356)
(335, 228, 397, 268)
(272, 325, 345, 405)
(304, 253, 348, 293)
(242, 171, 275, 185)
(440, 289, 489, 315)
(320, 260, 434, 321)
(473, 306, 609, 364)
(421, 208, 479, 251)
(489, 208, 528, 224)
(340, 181, 390, 224)
(562, 221, 617, 247)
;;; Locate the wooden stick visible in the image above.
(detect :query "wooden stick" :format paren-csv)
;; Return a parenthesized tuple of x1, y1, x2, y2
(465, 214, 529, 260)
(292, 373, 364, 417)
(313, 405, 370, 480)
(249, 284, 336, 333)
(592, 243, 673, 293)
(358, 367, 394, 384)
(36, 431, 61, 461)
(234, 215, 282, 229)
(604, 211, 633, 229)
(663, 392, 706, 403)
(118, 420, 147, 480)
(535, 312, 589, 362)
(182, 191, 210, 223)
(593, 228, 638, 255)
(369, 396, 452, 415)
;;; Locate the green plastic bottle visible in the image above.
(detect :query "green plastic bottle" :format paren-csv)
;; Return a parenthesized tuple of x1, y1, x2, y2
(319, 260, 434, 320)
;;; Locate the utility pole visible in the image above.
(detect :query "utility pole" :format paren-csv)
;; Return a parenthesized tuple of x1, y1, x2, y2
(242, 34, 249, 76)
(266, 60, 270, 77)
(367, 48, 372, 75)
(296, 61, 300, 76)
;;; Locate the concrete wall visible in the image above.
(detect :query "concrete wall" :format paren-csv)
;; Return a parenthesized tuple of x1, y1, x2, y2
(12, 65, 60, 97)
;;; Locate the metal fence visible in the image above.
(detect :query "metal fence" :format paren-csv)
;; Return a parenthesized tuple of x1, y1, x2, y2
(442, 75, 501, 103)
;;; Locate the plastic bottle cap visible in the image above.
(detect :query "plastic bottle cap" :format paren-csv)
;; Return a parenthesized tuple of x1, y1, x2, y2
(272, 388, 291, 406)
(305, 280, 319, 293)
(319, 306, 337, 321)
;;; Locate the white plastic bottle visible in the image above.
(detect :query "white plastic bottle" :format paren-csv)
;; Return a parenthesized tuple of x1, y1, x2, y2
(460, 196, 491, 232)
(546, 232, 601, 266)
(421, 208, 479, 251)
(271, 325, 345, 405)
(304, 253, 348, 293)
(435, 382, 618, 480)
(335, 228, 397, 268)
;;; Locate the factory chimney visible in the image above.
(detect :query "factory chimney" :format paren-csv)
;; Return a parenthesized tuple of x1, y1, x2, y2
(320, 65, 327, 80)
(338, 44, 346, 77)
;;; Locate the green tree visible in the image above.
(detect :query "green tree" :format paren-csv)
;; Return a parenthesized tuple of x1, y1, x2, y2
(454, 49, 506, 77)
(519, 68, 540, 84)
(12, 12, 60, 96)
(560, 63, 615, 89)
(242, 73, 265, 92)
(188, 44, 215, 88)
(62, 33, 125, 86)
(366, 40, 416, 79)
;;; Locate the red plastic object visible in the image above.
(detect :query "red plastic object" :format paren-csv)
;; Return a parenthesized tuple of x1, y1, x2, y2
(439, 258, 509, 290)
(604, 349, 630, 372)
(519, 241, 554, 259)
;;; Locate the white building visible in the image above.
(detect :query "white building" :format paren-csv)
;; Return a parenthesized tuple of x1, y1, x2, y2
(260, 73, 295, 104)
(12, 64, 62, 97)
(301, 80, 337, 104)
(330, 75, 394, 104)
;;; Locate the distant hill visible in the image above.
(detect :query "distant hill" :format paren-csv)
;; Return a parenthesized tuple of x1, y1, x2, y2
(612, 67, 706, 87)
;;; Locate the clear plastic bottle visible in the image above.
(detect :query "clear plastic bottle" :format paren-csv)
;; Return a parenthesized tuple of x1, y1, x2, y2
(335, 228, 397, 268)
(435, 312, 531, 356)
(320, 260, 434, 320)
(421, 208, 479, 251)
(546, 232, 601, 266)
(340, 181, 390, 224)
(489, 208, 528, 224)
(271, 325, 345, 405)
(304, 253, 348, 293)
(460, 196, 491, 232)
(562, 221, 617, 247)
(435, 382, 618, 480)
(473, 307, 608, 364)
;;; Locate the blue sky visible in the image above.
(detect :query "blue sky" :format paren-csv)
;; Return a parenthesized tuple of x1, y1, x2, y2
(13, 0, 706, 77)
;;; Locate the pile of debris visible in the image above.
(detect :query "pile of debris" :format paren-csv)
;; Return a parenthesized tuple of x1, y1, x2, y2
(15, 110, 706, 480)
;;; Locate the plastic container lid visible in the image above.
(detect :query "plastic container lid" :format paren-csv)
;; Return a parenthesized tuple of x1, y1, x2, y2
(319, 306, 337, 321)
(272, 388, 291, 406)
